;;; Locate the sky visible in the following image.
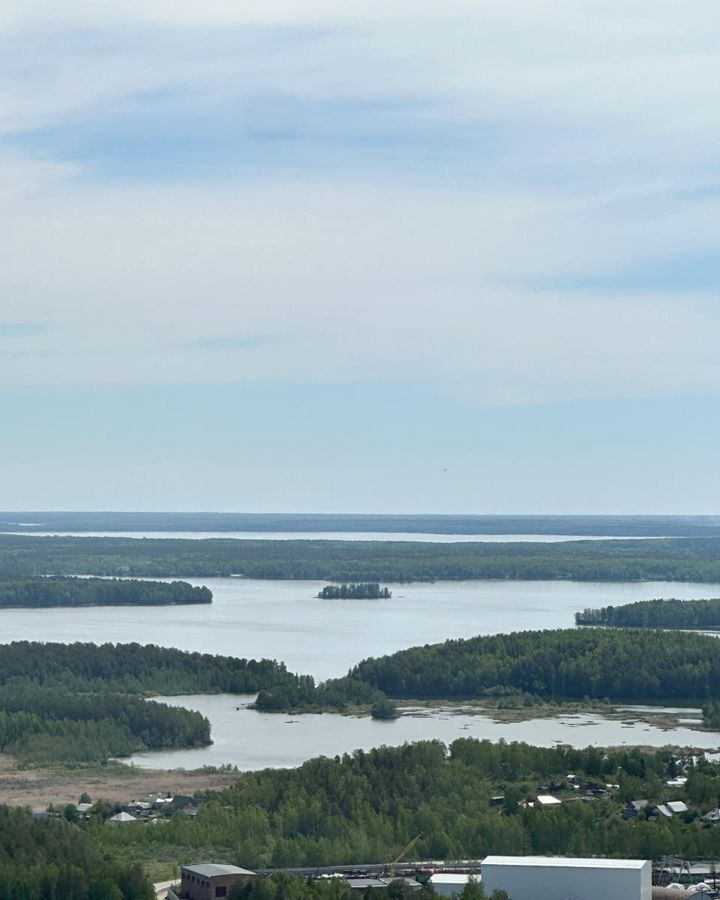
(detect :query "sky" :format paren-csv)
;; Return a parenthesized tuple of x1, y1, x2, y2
(1, 0, 719, 513)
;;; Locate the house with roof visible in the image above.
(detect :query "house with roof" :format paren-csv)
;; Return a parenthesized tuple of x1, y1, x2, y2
(654, 801, 688, 819)
(107, 811, 138, 825)
(623, 800, 649, 820)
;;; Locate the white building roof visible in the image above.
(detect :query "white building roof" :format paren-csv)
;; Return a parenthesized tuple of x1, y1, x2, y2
(667, 801, 688, 813)
(536, 795, 562, 806)
(109, 812, 137, 822)
(429, 875, 475, 884)
(183, 864, 255, 878)
(482, 856, 649, 870)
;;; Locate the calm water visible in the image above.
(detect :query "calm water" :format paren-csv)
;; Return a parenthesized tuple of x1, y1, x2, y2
(1, 578, 719, 680)
(4, 576, 719, 770)
(130, 694, 717, 771)
(0, 530, 664, 542)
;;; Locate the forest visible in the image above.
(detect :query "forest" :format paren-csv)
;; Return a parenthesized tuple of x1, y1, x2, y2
(0, 805, 152, 899)
(0, 642, 299, 765)
(2, 533, 720, 582)
(576, 597, 720, 628)
(317, 583, 392, 599)
(93, 738, 720, 869)
(0, 576, 211, 608)
(256, 628, 720, 718)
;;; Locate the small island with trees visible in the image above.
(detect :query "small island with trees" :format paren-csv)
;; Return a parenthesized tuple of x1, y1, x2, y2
(317, 582, 392, 600)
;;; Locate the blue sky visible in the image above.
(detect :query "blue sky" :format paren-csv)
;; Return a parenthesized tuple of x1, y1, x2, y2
(1, 0, 719, 512)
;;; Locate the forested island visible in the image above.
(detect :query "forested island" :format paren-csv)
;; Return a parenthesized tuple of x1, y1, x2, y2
(3, 533, 720, 582)
(318, 583, 391, 599)
(94, 737, 720, 867)
(0, 642, 300, 766)
(576, 597, 720, 629)
(255, 628, 720, 723)
(0, 576, 211, 608)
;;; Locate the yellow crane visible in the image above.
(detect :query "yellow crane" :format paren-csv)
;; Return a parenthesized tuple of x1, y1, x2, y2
(387, 834, 423, 878)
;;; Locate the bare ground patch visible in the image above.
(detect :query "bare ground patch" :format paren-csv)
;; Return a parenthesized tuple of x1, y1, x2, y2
(0, 755, 239, 810)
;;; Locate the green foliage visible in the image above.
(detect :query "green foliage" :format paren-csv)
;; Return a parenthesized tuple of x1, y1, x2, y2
(0, 805, 153, 899)
(257, 627, 720, 715)
(318, 584, 392, 600)
(231, 874, 355, 900)
(0, 576, 211, 608)
(371, 698, 398, 720)
(0, 642, 299, 765)
(577, 597, 720, 628)
(0, 641, 294, 695)
(0, 685, 210, 766)
(3, 534, 720, 582)
(93, 738, 717, 868)
(345, 628, 720, 704)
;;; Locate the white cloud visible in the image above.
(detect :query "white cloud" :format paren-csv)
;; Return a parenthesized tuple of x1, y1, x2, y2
(0, 176, 719, 405)
(0, 0, 719, 406)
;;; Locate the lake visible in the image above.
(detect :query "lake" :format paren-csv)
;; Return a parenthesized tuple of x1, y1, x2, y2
(4, 575, 719, 770)
(130, 694, 718, 771)
(1, 577, 719, 680)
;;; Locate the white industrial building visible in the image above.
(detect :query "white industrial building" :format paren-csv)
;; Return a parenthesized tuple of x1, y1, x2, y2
(481, 855, 651, 900)
(427, 874, 475, 896)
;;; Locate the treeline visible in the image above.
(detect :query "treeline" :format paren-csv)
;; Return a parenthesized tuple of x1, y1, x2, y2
(0, 686, 209, 766)
(2, 534, 720, 582)
(255, 628, 720, 716)
(347, 629, 720, 706)
(0, 641, 293, 695)
(93, 738, 720, 868)
(576, 597, 720, 628)
(0, 576, 211, 608)
(318, 583, 391, 599)
(0, 805, 152, 899)
(0, 642, 299, 765)
(6, 511, 718, 536)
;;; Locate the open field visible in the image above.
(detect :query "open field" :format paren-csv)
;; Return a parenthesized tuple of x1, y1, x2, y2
(0, 755, 239, 810)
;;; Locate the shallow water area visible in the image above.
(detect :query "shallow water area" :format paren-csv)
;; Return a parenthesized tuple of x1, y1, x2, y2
(130, 694, 720, 771)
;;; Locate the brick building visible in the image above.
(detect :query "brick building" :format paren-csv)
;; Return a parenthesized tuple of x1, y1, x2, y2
(180, 864, 256, 900)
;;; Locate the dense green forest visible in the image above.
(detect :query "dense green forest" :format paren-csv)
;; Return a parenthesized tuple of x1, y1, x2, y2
(94, 738, 720, 868)
(2, 534, 720, 582)
(348, 628, 720, 704)
(0, 642, 298, 765)
(576, 597, 720, 628)
(0, 576, 211, 608)
(0, 805, 152, 899)
(318, 583, 391, 599)
(256, 628, 720, 718)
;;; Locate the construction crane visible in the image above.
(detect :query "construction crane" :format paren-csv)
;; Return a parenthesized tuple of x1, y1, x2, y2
(387, 834, 423, 878)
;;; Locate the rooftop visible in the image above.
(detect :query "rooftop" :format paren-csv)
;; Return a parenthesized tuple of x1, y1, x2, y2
(536, 795, 562, 806)
(183, 865, 256, 878)
(482, 856, 649, 870)
(429, 874, 475, 884)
